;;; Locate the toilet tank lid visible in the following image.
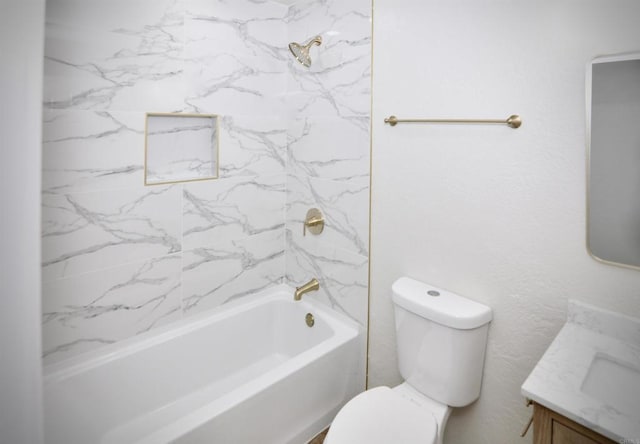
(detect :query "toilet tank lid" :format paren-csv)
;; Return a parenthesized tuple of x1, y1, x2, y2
(392, 277, 492, 330)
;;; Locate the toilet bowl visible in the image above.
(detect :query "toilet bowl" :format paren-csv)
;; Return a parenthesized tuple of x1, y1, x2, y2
(325, 277, 492, 444)
(325, 383, 450, 444)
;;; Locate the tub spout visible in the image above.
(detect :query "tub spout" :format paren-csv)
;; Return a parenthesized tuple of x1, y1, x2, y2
(294, 278, 320, 301)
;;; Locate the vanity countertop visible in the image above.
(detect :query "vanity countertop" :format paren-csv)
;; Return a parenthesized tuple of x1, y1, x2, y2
(521, 300, 640, 442)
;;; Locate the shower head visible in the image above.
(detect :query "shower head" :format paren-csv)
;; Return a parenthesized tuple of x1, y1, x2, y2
(288, 35, 322, 68)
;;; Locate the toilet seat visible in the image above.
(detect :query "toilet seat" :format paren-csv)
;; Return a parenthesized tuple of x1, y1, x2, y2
(324, 387, 437, 444)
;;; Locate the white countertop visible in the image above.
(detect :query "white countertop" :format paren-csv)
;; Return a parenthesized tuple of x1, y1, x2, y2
(521, 300, 640, 441)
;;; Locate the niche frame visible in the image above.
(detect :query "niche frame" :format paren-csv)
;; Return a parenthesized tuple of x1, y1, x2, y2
(144, 112, 220, 186)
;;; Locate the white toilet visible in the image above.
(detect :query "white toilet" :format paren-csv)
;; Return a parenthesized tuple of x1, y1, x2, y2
(325, 277, 492, 444)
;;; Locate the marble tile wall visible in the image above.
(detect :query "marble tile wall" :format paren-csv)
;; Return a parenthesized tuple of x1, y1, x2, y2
(41, 0, 289, 364)
(284, 0, 371, 328)
(41, 0, 371, 365)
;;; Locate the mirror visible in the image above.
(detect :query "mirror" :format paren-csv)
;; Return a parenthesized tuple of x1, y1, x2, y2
(587, 54, 640, 269)
(145, 113, 219, 185)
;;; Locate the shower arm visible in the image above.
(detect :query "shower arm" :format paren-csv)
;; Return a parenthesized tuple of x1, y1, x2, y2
(306, 36, 322, 48)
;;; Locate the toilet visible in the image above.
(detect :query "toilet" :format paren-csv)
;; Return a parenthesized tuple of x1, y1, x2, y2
(325, 277, 492, 444)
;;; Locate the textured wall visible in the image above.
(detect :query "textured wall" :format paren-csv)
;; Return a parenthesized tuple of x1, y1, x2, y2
(369, 1, 640, 443)
(41, 0, 289, 364)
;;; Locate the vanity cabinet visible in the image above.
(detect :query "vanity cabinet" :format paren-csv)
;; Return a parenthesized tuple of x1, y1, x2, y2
(533, 403, 616, 444)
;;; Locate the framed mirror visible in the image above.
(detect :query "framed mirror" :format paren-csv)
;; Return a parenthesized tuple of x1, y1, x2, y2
(587, 53, 640, 270)
(145, 113, 219, 185)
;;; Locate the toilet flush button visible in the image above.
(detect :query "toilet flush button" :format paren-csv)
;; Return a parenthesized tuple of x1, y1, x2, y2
(427, 290, 440, 297)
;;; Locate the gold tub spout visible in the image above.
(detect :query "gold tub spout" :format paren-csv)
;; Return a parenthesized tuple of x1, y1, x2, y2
(294, 278, 320, 301)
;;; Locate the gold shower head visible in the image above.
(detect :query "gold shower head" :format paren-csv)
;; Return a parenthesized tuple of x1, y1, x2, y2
(288, 35, 322, 68)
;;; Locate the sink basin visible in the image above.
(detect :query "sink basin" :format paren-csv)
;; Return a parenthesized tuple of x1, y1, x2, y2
(581, 352, 640, 414)
(522, 300, 640, 441)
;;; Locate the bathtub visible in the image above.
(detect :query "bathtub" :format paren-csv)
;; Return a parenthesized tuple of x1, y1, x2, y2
(43, 285, 363, 444)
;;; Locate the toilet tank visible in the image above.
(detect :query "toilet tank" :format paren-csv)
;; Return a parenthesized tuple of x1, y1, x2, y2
(392, 277, 492, 407)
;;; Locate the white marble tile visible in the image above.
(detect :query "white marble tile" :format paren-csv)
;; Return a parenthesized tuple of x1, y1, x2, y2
(46, 0, 186, 34)
(285, 59, 371, 121)
(40, 0, 372, 366)
(182, 230, 284, 314)
(285, 0, 371, 120)
(146, 114, 218, 184)
(42, 110, 145, 193)
(183, 0, 288, 115)
(287, 174, 369, 256)
(42, 185, 182, 282)
(186, 0, 287, 23)
(282, 0, 371, 329)
(287, 116, 370, 180)
(285, 230, 368, 326)
(44, 0, 184, 111)
(287, 0, 371, 51)
(183, 174, 285, 250)
(42, 254, 182, 364)
(219, 115, 287, 178)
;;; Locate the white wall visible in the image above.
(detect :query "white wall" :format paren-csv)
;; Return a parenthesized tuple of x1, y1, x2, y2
(369, 1, 640, 443)
(0, 1, 45, 443)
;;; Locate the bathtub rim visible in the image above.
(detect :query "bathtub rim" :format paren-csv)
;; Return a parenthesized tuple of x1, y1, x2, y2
(43, 283, 361, 384)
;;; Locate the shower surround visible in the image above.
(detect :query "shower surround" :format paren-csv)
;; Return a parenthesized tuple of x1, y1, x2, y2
(41, 0, 371, 368)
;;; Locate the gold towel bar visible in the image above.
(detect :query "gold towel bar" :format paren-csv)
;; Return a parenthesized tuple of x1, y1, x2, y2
(384, 114, 522, 129)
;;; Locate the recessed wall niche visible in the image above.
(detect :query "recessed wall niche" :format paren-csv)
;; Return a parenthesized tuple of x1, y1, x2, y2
(145, 113, 219, 185)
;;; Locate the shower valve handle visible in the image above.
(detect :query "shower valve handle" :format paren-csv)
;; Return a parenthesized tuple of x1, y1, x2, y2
(303, 208, 324, 236)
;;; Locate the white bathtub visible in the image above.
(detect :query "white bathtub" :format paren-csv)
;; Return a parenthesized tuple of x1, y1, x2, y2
(43, 285, 363, 444)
